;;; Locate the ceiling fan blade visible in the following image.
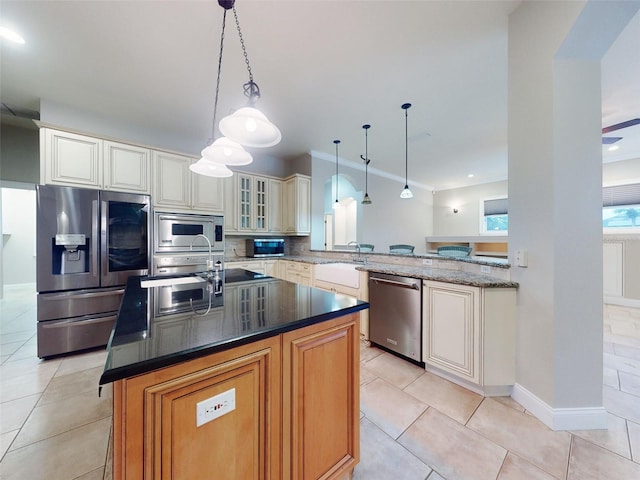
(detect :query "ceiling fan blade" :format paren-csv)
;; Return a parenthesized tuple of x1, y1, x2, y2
(602, 118, 640, 134)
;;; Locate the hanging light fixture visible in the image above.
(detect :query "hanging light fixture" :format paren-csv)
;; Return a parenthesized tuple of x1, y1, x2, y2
(400, 103, 414, 199)
(190, 0, 251, 177)
(361, 124, 372, 205)
(218, 3, 281, 148)
(333, 139, 341, 209)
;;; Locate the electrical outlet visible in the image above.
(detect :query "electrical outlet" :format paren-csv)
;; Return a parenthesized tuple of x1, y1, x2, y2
(480, 265, 491, 274)
(422, 259, 433, 266)
(196, 388, 236, 427)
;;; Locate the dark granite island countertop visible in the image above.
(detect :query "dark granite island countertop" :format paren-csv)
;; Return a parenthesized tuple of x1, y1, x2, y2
(100, 268, 369, 385)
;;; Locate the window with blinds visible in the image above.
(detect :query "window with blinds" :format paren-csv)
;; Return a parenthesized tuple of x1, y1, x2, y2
(480, 196, 508, 234)
(603, 182, 640, 229)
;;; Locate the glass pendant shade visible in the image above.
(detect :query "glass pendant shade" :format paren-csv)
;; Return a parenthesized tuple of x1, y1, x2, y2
(362, 193, 372, 204)
(219, 107, 281, 148)
(189, 158, 234, 178)
(400, 185, 413, 199)
(201, 137, 253, 166)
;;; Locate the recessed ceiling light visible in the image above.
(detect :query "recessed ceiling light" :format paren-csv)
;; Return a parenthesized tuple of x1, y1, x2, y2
(608, 145, 620, 151)
(467, 174, 474, 178)
(0, 26, 25, 44)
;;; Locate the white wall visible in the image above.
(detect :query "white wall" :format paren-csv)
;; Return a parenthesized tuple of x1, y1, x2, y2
(310, 153, 433, 254)
(433, 181, 507, 235)
(432, 158, 640, 237)
(1, 186, 36, 286)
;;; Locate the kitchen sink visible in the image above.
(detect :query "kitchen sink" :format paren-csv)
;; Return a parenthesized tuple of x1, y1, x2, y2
(140, 275, 206, 288)
(314, 263, 361, 289)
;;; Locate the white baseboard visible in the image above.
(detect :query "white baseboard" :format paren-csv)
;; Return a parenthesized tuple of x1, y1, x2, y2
(512, 383, 608, 431)
(604, 296, 640, 309)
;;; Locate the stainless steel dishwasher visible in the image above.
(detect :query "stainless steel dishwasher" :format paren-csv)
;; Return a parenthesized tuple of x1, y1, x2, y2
(368, 272, 422, 363)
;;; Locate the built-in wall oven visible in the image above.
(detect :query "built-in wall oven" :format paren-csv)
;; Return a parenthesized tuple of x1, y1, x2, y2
(154, 213, 223, 253)
(152, 212, 225, 276)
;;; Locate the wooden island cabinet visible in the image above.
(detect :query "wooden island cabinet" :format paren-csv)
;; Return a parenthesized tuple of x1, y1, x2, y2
(102, 271, 364, 480)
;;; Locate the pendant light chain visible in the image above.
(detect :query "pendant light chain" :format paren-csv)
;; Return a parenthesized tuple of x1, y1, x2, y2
(362, 124, 372, 204)
(334, 139, 341, 208)
(232, 6, 261, 102)
(209, 8, 228, 143)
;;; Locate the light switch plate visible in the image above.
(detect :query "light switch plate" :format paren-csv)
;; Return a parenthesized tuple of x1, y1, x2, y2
(515, 249, 528, 268)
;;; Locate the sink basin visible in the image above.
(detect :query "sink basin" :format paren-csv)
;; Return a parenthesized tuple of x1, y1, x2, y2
(140, 276, 206, 288)
(314, 263, 360, 289)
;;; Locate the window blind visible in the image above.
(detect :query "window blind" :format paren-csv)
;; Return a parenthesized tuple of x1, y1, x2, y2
(483, 198, 508, 215)
(603, 183, 640, 207)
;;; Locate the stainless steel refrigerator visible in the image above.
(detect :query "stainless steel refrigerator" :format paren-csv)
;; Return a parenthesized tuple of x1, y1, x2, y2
(36, 184, 151, 358)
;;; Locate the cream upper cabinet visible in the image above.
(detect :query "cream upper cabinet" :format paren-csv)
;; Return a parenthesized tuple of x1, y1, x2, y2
(103, 141, 151, 193)
(224, 171, 309, 236)
(423, 280, 516, 395)
(284, 174, 311, 235)
(152, 151, 224, 214)
(41, 128, 103, 188)
(223, 175, 238, 233)
(268, 178, 284, 233)
(152, 151, 191, 209)
(236, 173, 269, 233)
(192, 171, 224, 213)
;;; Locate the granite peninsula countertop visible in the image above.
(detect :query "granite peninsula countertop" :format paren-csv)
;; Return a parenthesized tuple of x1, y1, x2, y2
(226, 255, 518, 288)
(356, 263, 518, 288)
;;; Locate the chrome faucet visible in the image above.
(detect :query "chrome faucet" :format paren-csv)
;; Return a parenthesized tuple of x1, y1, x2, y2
(190, 234, 216, 279)
(348, 241, 367, 264)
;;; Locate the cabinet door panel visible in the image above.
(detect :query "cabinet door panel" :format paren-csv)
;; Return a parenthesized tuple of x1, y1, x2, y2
(268, 179, 283, 233)
(603, 242, 623, 297)
(104, 141, 150, 193)
(116, 337, 281, 480)
(44, 129, 102, 187)
(424, 283, 480, 382)
(283, 316, 359, 480)
(153, 151, 191, 209)
(192, 174, 224, 213)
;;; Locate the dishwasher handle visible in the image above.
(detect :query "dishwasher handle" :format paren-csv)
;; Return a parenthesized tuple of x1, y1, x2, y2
(370, 277, 420, 290)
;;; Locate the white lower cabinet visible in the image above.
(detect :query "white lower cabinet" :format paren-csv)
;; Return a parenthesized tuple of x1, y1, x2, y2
(423, 280, 516, 395)
(603, 241, 624, 297)
(225, 260, 266, 274)
(278, 260, 313, 286)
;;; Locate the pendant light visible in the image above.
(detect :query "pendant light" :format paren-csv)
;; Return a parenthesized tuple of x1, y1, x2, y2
(400, 103, 414, 199)
(361, 124, 372, 205)
(218, 4, 281, 148)
(190, 0, 252, 177)
(333, 139, 341, 209)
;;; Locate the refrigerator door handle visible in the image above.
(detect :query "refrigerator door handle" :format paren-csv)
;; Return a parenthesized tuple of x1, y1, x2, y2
(92, 199, 100, 280)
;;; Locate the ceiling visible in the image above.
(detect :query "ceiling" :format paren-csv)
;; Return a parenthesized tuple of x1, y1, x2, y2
(1, 1, 639, 191)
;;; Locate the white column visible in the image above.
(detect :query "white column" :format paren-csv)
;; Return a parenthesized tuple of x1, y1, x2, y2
(508, 0, 639, 430)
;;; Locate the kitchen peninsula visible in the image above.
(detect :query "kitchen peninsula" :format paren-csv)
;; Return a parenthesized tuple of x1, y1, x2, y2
(100, 269, 368, 480)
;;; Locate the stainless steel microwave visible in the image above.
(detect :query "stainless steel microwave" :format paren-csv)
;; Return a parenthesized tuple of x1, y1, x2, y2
(246, 238, 285, 257)
(154, 213, 224, 254)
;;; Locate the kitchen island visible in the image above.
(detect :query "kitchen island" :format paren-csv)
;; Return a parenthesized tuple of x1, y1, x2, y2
(100, 269, 368, 480)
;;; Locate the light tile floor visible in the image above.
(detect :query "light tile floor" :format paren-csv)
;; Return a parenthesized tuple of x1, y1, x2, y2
(1, 284, 639, 480)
